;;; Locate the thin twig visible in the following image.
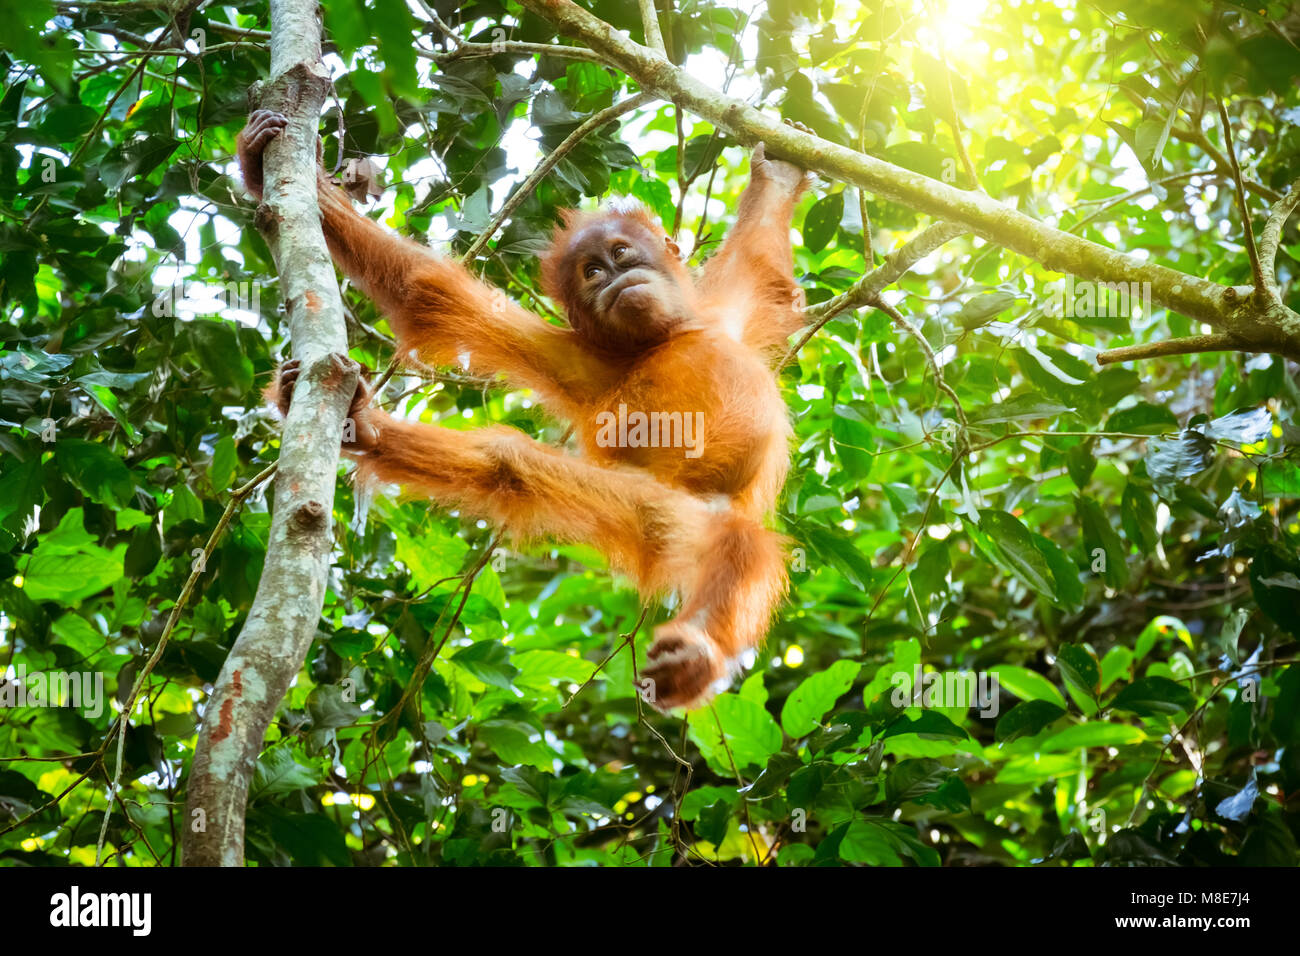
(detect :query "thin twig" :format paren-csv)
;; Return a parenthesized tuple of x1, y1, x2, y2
(1165, 125, 1281, 203)
(780, 221, 968, 367)
(639, 0, 666, 56)
(95, 461, 279, 864)
(1215, 98, 1266, 294)
(1123, 659, 1263, 826)
(562, 607, 649, 708)
(871, 297, 967, 429)
(854, 21, 885, 265)
(461, 92, 656, 262)
(937, 40, 980, 192)
(708, 701, 763, 862)
(671, 105, 687, 239)
(378, 531, 504, 731)
(0, 462, 276, 844)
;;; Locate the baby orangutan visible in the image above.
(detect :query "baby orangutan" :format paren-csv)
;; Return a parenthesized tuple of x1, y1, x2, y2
(238, 108, 811, 710)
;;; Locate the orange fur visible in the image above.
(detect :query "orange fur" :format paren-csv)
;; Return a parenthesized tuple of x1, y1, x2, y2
(242, 117, 807, 710)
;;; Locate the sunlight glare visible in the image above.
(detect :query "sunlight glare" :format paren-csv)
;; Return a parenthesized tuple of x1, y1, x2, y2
(917, 0, 991, 57)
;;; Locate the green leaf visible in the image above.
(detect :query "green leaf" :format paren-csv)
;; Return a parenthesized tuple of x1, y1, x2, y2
(696, 799, 732, 845)
(1109, 676, 1195, 716)
(780, 659, 861, 737)
(1066, 443, 1096, 488)
(100, 134, 177, 192)
(0, 345, 74, 384)
(1032, 532, 1083, 608)
(995, 699, 1066, 743)
(977, 509, 1058, 601)
(306, 685, 365, 730)
(829, 404, 873, 479)
(0, 0, 73, 93)
(840, 818, 941, 866)
(21, 511, 122, 604)
(802, 191, 844, 253)
(969, 395, 1074, 424)
(988, 665, 1067, 709)
(746, 752, 804, 799)
(513, 649, 597, 688)
(1203, 406, 1271, 443)
(688, 693, 782, 773)
(268, 811, 350, 866)
(252, 749, 319, 799)
(994, 753, 1080, 785)
(804, 525, 876, 589)
(909, 541, 950, 609)
(954, 289, 1019, 330)
(1133, 104, 1176, 170)
(1100, 645, 1134, 692)
(50, 613, 103, 657)
(0, 456, 42, 522)
(1039, 722, 1145, 751)
(882, 710, 969, 740)
(478, 720, 554, 768)
(1106, 402, 1178, 434)
(1121, 483, 1158, 551)
(1135, 615, 1190, 661)
(500, 766, 553, 807)
(1146, 432, 1214, 483)
(55, 439, 133, 508)
(1271, 666, 1300, 746)
(371, 0, 420, 98)
(1056, 643, 1101, 702)
(396, 528, 470, 591)
(167, 484, 204, 526)
(322, 0, 370, 56)
(210, 436, 237, 491)
(1075, 495, 1128, 588)
(188, 320, 254, 395)
(1251, 540, 1300, 637)
(885, 758, 957, 807)
(451, 640, 518, 690)
(839, 820, 904, 865)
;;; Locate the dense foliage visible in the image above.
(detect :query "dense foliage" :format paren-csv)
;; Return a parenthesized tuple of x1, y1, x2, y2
(2, 0, 1299, 867)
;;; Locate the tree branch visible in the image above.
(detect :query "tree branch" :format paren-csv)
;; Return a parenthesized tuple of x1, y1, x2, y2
(410, 0, 604, 65)
(1260, 175, 1300, 290)
(182, 0, 358, 868)
(415, 40, 606, 65)
(1096, 333, 1241, 366)
(519, 0, 1300, 363)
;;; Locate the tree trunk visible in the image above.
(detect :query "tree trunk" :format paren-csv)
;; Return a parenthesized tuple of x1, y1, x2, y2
(183, 0, 355, 866)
